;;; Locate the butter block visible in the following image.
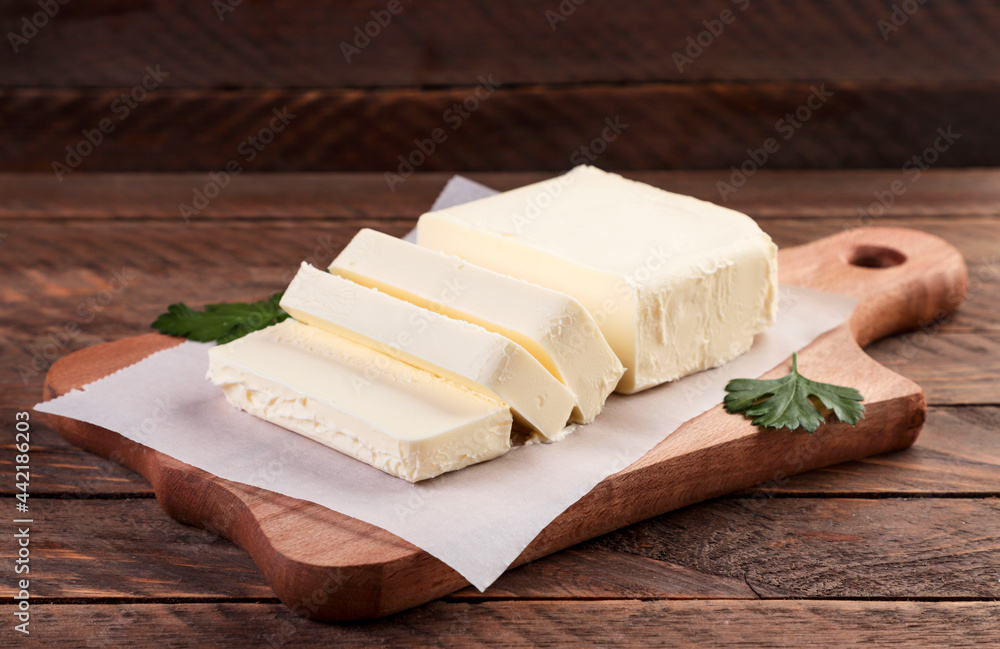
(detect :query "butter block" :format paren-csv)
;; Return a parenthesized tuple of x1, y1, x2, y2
(207, 319, 512, 482)
(416, 165, 778, 393)
(329, 229, 624, 423)
(280, 263, 576, 440)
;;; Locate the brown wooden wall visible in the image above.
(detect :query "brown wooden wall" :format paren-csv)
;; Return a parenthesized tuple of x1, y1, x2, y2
(2, 0, 998, 172)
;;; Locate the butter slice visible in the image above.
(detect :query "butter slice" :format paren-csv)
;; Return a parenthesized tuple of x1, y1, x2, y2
(207, 319, 512, 482)
(329, 229, 624, 423)
(417, 165, 778, 393)
(280, 263, 575, 440)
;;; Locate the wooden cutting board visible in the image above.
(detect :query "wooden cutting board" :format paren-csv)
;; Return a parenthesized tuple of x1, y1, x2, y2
(41, 226, 967, 622)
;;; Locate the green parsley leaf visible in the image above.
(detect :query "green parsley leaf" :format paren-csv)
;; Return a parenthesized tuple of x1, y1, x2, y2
(151, 293, 289, 344)
(723, 352, 865, 433)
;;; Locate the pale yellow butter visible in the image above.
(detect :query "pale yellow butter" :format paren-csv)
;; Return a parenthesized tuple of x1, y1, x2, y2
(280, 263, 576, 440)
(329, 229, 624, 423)
(417, 165, 778, 393)
(207, 319, 512, 482)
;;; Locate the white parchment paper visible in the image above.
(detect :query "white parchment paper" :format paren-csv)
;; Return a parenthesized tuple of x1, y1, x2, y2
(35, 177, 857, 591)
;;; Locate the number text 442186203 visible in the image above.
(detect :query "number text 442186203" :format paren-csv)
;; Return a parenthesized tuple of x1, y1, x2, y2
(12, 411, 32, 635)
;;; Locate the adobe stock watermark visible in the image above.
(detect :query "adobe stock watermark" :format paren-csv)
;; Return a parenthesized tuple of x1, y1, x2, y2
(732, 421, 840, 516)
(178, 106, 296, 223)
(213, 0, 243, 21)
(569, 116, 628, 166)
(716, 84, 834, 201)
(7, 0, 70, 53)
(261, 569, 347, 646)
(52, 65, 169, 182)
(877, 0, 929, 41)
(348, 271, 473, 398)
(340, 0, 414, 62)
(672, 0, 751, 72)
(392, 413, 511, 523)
(545, 0, 587, 31)
(17, 268, 137, 384)
(278, 234, 344, 285)
(857, 126, 960, 225)
(679, 286, 805, 407)
(384, 74, 501, 192)
(505, 116, 627, 235)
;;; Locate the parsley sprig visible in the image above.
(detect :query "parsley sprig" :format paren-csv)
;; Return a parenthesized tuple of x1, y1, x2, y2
(723, 353, 865, 433)
(151, 293, 288, 344)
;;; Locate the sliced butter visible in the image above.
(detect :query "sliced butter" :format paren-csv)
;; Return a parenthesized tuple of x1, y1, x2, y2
(207, 319, 512, 482)
(280, 263, 575, 440)
(329, 228, 624, 423)
(416, 165, 778, 393)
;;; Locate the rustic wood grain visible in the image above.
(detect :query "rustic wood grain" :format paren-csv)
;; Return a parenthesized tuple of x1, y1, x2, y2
(3, 601, 997, 647)
(739, 407, 1000, 495)
(0, 499, 274, 599)
(5, 170, 1000, 220)
(0, 172, 446, 220)
(1, 496, 997, 603)
(35, 227, 967, 619)
(867, 334, 1000, 405)
(583, 498, 1000, 599)
(460, 497, 1000, 601)
(0, 83, 994, 172)
(3, 0, 999, 87)
(450, 549, 758, 601)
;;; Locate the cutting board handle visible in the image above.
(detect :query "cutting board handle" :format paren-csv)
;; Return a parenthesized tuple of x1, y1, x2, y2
(777, 226, 968, 347)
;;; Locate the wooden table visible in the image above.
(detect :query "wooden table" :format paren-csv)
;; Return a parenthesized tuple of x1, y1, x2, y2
(2, 170, 998, 647)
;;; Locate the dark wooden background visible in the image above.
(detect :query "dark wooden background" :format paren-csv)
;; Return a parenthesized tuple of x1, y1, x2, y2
(2, 0, 999, 172)
(3, 2, 999, 645)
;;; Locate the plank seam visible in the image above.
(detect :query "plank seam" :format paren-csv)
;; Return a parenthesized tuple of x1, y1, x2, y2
(441, 595, 1000, 603)
(6, 79, 1000, 94)
(8, 596, 999, 606)
(1, 597, 281, 605)
(719, 492, 1000, 499)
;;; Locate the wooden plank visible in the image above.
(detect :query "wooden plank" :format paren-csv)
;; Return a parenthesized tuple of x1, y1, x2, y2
(0, 172, 448, 220)
(450, 549, 757, 601)
(5, 170, 1000, 220)
(0, 220, 995, 297)
(4, 0, 1000, 87)
(5, 407, 999, 499)
(740, 407, 1000, 495)
(0, 83, 994, 172)
(3, 601, 997, 647)
(1, 496, 997, 602)
(0, 384, 45, 410)
(0, 221, 411, 277)
(582, 498, 1000, 599)
(0, 499, 273, 599)
(867, 334, 1000, 405)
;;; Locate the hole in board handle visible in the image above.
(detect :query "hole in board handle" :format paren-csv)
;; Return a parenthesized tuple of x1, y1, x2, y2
(848, 245, 907, 269)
